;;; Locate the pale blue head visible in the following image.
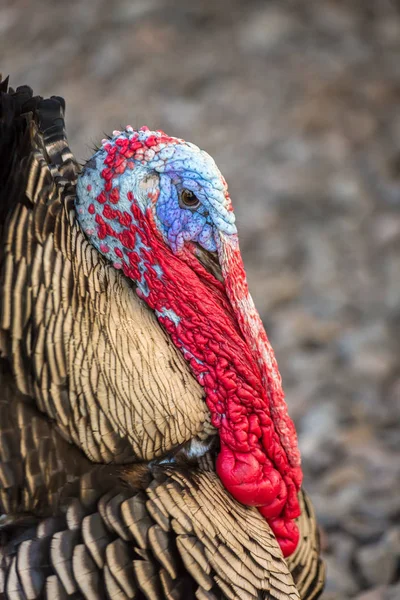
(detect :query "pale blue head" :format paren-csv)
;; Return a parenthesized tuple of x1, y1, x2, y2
(75, 127, 237, 260)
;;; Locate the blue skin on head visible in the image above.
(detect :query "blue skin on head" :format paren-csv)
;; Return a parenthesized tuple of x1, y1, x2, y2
(152, 142, 237, 253)
(75, 129, 237, 262)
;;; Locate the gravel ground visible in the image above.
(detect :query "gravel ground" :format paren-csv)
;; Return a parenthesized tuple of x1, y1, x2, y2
(2, 1, 400, 597)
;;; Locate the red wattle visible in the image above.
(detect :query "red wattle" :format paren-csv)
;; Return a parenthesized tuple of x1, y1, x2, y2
(267, 517, 300, 558)
(216, 443, 285, 507)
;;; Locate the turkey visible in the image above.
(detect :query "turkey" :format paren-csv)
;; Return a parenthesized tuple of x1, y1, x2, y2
(0, 78, 325, 600)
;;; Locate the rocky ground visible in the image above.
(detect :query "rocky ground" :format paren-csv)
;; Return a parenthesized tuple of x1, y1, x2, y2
(1, 0, 400, 597)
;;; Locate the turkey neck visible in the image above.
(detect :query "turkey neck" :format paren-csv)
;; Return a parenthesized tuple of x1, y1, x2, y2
(119, 202, 302, 556)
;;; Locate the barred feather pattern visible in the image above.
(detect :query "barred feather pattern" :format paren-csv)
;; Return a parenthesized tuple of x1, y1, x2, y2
(0, 461, 306, 600)
(0, 84, 210, 469)
(0, 364, 324, 600)
(0, 80, 325, 599)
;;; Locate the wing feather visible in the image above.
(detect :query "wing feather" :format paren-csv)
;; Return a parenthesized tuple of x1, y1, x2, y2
(0, 82, 210, 499)
(0, 464, 302, 599)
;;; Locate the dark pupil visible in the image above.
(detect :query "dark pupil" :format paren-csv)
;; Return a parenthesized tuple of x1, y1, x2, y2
(182, 190, 198, 206)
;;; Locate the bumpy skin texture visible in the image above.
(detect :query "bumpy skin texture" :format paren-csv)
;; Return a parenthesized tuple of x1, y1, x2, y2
(0, 81, 325, 599)
(76, 127, 302, 555)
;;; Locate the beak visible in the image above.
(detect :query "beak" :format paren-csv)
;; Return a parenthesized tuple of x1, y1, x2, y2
(215, 230, 301, 470)
(192, 243, 223, 283)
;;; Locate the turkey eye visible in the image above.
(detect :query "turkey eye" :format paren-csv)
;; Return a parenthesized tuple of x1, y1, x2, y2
(179, 189, 200, 209)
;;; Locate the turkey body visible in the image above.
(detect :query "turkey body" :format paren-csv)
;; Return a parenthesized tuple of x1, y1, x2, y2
(0, 79, 325, 600)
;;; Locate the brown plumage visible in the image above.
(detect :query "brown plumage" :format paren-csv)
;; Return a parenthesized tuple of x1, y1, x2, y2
(0, 78, 325, 599)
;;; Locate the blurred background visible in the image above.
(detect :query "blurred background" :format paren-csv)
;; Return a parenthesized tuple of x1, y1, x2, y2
(1, 0, 400, 598)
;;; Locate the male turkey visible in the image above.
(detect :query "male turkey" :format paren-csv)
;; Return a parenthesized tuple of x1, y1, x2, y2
(0, 78, 325, 600)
